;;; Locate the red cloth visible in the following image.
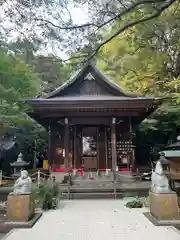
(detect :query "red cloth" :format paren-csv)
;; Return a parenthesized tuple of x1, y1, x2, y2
(51, 168, 114, 173)
(120, 168, 129, 172)
(51, 168, 73, 172)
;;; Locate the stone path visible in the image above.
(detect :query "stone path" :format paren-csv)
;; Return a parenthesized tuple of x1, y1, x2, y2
(0, 234, 4, 240)
(4, 200, 180, 240)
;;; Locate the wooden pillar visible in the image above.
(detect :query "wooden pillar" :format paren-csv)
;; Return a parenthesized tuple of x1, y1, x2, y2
(73, 126, 77, 169)
(105, 126, 108, 169)
(64, 117, 69, 173)
(48, 123, 52, 169)
(75, 126, 82, 169)
(111, 117, 117, 173)
(98, 125, 106, 169)
(129, 116, 135, 172)
(97, 127, 100, 170)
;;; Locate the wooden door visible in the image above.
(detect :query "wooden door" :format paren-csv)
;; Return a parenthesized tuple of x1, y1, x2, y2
(82, 127, 98, 170)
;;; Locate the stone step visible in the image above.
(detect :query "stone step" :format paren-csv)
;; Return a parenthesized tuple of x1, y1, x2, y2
(60, 190, 149, 199)
(71, 183, 114, 187)
(69, 192, 120, 199)
(60, 192, 122, 200)
(60, 188, 115, 193)
(72, 175, 135, 184)
(59, 186, 149, 200)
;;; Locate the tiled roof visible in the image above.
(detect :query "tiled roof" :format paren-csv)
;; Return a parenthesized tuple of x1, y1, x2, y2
(30, 95, 155, 103)
(46, 63, 137, 98)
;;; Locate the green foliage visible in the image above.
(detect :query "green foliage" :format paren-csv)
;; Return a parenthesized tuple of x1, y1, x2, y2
(14, 122, 48, 164)
(34, 56, 72, 95)
(0, 52, 40, 137)
(139, 197, 149, 208)
(125, 200, 143, 209)
(0, 38, 73, 171)
(97, 2, 180, 97)
(36, 183, 59, 210)
(96, 2, 180, 158)
(1, 0, 176, 57)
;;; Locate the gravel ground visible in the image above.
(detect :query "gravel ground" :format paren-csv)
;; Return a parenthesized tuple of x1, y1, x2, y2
(3, 199, 180, 240)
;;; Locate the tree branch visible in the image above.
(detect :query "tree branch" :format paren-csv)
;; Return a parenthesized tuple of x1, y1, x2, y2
(34, 18, 99, 29)
(34, 0, 169, 32)
(85, 0, 176, 62)
(52, 0, 176, 64)
(117, 0, 128, 9)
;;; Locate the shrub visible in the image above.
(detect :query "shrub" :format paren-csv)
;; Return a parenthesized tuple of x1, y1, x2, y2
(139, 197, 149, 208)
(125, 200, 143, 208)
(36, 183, 59, 210)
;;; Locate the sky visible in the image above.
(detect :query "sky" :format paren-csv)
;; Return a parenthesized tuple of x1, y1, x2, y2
(70, 3, 89, 25)
(53, 3, 90, 58)
(0, 1, 90, 58)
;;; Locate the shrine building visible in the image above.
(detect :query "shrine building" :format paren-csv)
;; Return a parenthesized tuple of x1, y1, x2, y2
(27, 63, 162, 173)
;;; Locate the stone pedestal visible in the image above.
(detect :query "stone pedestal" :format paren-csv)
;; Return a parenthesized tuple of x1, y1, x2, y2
(149, 190, 179, 220)
(7, 194, 35, 222)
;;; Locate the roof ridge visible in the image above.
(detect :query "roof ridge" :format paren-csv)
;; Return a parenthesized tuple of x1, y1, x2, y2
(46, 62, 137, 98)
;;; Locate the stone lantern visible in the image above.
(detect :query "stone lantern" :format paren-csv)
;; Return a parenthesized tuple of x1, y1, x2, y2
(10, 153, 29, 178)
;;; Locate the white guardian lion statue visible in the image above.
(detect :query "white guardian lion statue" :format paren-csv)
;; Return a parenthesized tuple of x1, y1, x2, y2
(12, 170, 32, 195)
(151, 161, 171, 194)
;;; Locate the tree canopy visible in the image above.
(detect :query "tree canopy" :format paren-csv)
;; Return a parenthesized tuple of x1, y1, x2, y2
(95, 1, 180, 155)
(0, 52, 40, 136)
(0, 38, 73, 171)
(98, 1, 180, 95)
(0, 0, 177, 62)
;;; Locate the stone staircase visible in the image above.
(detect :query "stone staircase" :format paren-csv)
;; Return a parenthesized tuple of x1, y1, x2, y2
(60, 185, 119, 200)
(59, 172, 149, 200)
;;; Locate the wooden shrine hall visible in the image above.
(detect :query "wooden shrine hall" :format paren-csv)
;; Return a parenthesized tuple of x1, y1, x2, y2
(27, 63, 162, 173)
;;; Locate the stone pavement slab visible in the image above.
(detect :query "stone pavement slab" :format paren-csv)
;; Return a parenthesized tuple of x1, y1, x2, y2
(0, 234, 4, 239)
(3, 200, 180, 240)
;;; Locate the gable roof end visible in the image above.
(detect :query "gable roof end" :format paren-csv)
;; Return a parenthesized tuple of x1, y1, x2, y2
(47, 63, 137, 98)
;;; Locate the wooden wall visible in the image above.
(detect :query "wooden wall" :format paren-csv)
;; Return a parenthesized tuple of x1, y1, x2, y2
(50, 120, 133, 170)
(51, 125, 64, 168)
(74, 126, 82, 169)
(98, 125, 106, 169)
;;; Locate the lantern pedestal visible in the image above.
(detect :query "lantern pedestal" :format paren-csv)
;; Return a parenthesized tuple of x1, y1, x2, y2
(149, 190, 179, 221)
(7, 194, 35, 222)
